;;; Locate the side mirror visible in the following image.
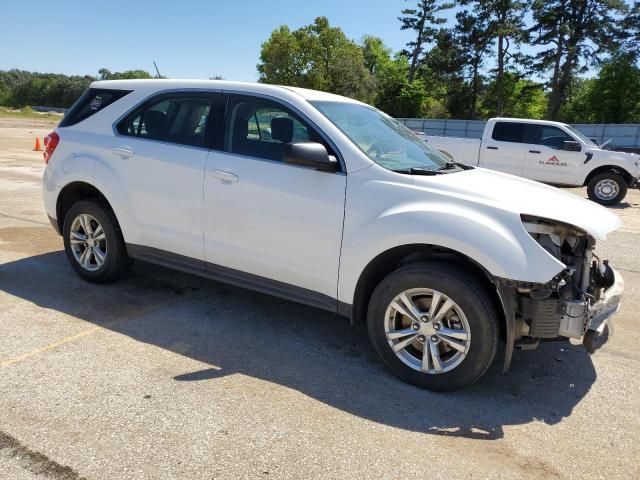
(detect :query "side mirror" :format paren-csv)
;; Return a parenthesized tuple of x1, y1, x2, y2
(283, 142, 338, 172)
(563, 140, 581, 152)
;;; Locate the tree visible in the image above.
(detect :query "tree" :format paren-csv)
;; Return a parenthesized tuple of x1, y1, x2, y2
(362, 35, 392, 75)
(98, 68, 153, 80)
(559, 53, 640, 124)
(422, 28, 467, 118)
(257, 17, 375, 102)
(398, 0, 454, 82)
(468, 0, 528, 116)
(453, 11, 492, 118)
(397, 78, 429, 117)
(529, 0, 627, 120)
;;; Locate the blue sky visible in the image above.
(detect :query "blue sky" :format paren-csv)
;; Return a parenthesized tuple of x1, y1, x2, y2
(1, 0, 435, 81)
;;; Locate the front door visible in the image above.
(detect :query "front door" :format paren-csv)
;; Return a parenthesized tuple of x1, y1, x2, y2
(203, 94, 346, 304)
(523, 124, 583, 184)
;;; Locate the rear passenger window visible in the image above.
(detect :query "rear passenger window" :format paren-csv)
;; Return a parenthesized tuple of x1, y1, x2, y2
(117, 93, 212, 148)
(59, 88, 132, 127)
(225, 95, 330, 162)
(491, 122, 527, 143)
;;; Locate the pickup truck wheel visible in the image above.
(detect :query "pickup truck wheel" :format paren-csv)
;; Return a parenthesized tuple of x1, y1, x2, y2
(62, 200, 128, 283)
(367, 262, 498, 391)
(587, 172, 627, 205)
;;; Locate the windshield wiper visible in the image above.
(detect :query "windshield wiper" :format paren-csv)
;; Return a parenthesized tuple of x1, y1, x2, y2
(391, 167, 444, 175)
(437, 162, 473, 171)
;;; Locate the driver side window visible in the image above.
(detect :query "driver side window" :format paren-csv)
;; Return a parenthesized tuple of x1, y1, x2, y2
(225, 95, 327, 162)
(528, 125, 574, 150)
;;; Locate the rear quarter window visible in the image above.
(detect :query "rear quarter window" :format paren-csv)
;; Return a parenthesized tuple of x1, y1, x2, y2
(59, 88, 132, 127)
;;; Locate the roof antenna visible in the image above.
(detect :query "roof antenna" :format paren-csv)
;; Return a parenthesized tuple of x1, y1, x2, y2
(153, 61, 162, 78)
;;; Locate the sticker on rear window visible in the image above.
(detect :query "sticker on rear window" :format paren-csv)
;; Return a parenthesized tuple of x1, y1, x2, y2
(89, 96, 103, 111)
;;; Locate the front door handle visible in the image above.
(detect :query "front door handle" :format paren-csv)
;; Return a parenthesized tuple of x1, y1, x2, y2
(529, 150, 541, 154)
(486, 146, 498, 150)
(112, 147, 135, 158)
(209, 170, 239, 183)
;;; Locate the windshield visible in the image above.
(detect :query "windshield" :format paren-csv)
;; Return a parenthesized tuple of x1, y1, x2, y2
(564, 124, 597, 147)
(311, 101, 449, 171)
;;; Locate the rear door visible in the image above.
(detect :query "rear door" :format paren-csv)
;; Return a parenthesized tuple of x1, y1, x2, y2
(112, 91, 217, 261)
(481, 121, 527, 176)
(523, 124, 583, 185)
(202, 94, 346, 305)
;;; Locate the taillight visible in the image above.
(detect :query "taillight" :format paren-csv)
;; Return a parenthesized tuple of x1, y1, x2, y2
(43, 131, 59, 164)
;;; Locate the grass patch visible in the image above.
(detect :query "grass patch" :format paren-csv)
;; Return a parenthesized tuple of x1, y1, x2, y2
(0, 106, 63, 121)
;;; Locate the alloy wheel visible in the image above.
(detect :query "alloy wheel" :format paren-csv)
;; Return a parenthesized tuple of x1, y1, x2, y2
(69, 213, 107, 271)
(384, 288, 471, 374)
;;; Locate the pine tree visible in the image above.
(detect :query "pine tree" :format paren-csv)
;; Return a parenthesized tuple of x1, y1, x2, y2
(468, 0, 528, 116)
(529, 0, 627, 119)
(454, 11, 492, 118)
(398, 0, 455, 82)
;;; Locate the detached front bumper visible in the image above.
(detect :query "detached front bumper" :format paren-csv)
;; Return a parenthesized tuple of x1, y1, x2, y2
(581, 267, 623, 351)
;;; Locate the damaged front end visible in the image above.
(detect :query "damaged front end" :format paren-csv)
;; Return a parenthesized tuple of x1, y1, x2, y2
(500, 215, 624, 369)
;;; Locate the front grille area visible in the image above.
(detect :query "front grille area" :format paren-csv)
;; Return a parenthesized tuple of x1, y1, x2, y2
(520, 297, 562, 338)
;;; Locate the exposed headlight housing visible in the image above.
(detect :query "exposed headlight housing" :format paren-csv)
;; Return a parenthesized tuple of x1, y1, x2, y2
(521, 215, 587, 260)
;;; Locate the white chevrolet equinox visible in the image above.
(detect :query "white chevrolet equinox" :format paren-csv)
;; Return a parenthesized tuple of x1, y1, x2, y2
(43, 80, 624, 391)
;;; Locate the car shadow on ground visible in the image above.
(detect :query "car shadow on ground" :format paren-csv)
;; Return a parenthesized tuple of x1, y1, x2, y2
(0, 250, 597, 441)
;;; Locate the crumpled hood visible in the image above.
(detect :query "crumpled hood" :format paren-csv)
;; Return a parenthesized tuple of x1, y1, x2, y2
(412, 167, 622, 240)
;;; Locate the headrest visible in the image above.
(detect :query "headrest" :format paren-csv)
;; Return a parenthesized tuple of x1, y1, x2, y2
(271, 117, 293, 143)
(144, 110, 168, 138)
(234, 118, 248, 140)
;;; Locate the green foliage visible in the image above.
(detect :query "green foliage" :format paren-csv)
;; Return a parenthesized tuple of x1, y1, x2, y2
(0, 67, 154, 109)
(560, 53, 640, 123)
(530, 0, 628, 119)
(399, 0, 455, 82)
(98, 69, 153, 80)
(0, 70, 94, 108)
(257, 17, 376, 102)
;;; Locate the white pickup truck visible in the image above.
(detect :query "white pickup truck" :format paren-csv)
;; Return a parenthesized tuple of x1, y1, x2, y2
(425, 118, 640, 205)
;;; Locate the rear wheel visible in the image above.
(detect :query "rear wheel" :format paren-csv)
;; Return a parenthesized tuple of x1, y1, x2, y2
(62, 200, 128, 283)
(587, 172, 627, 205)
(367, 262, 498, 391)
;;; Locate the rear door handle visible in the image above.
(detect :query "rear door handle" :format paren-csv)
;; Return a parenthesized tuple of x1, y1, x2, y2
(112, 147, 135, 158)
(529, 150, 541, 154)
(209, 170, 239, 183)
(486, 146, 498, 150)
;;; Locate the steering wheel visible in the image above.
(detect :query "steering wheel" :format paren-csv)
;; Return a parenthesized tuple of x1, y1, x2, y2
(366, 141, 385, 159)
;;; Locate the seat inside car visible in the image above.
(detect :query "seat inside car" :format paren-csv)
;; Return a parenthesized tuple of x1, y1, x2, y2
(271, 117, 293, 143)
(231, 114, 293, 161)
(143, 110, 169, 139)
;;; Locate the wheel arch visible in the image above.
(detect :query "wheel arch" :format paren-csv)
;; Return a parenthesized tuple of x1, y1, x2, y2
(583, 165, 634, 186)
(56, 181, 120, 234)
(348, 244, 506, 340)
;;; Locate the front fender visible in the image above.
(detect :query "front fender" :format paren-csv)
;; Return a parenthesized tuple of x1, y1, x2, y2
(579, 152, 639, 184)
(338, 200, 564, 305)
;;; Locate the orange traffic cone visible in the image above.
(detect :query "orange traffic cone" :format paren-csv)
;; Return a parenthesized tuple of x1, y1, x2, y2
(34, 137, 42, 151)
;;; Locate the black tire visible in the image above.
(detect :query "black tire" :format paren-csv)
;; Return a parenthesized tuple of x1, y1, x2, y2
(367, 262, 498, 391)
(587, 172, 627, 206)
(62, 199, 128, 283)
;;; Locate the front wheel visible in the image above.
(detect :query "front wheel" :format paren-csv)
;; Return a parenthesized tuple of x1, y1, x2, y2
(367, 262, 498, 391)
(587, 172, 627, 206)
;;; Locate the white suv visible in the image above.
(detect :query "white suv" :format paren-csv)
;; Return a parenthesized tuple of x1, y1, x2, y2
(43, 80, 624, 391)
